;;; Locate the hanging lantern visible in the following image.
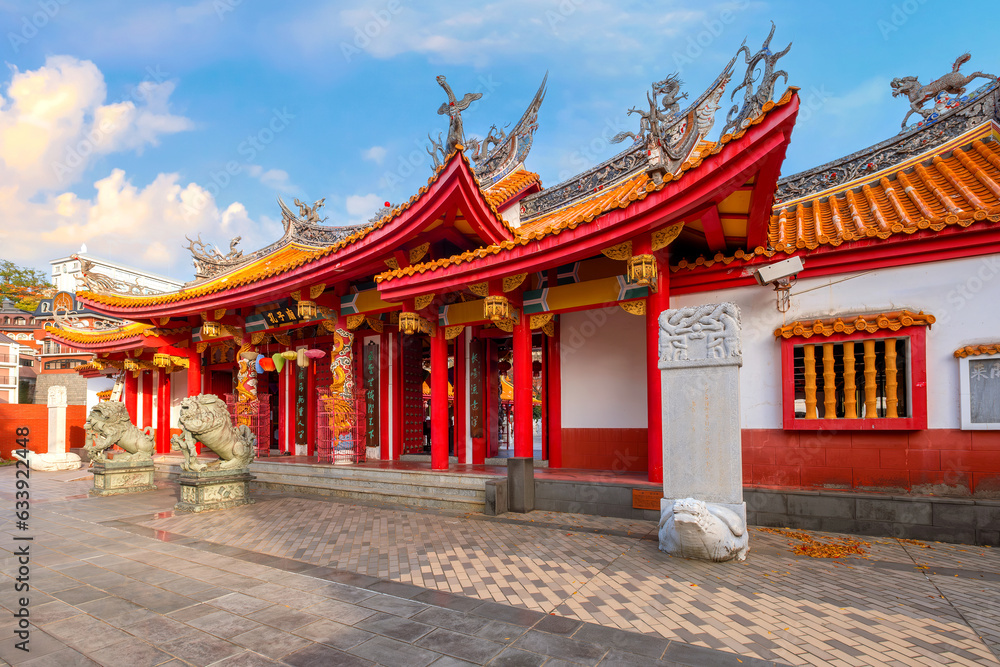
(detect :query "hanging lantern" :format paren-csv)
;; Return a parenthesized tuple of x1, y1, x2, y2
(399, 311, 421, 335)
(627, 254, 657, 287)
(123, 359, 139, 371)
(297, 300, 317, 320)
(152, 353, 171, 368)
(532, 360, 542, 377)
(281, 350, 298, 360)
(497, 360, 512, 373)
(201, 320, 221, 338)
(484, 295, 511, 322)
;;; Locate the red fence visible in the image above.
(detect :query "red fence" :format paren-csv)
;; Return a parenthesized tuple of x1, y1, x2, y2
(0, 404, 87, 460)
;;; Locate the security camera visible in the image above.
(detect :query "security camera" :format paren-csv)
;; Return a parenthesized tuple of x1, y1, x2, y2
(753, 256, 804, 286)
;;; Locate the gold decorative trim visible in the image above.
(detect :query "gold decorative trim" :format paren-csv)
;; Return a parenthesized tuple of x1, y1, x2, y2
(290, 289, 301, 302)
(652, 222, 684, 252)
(366, 317, 384, 333)
(157, 317, 170, 326)
(309, 283, 326, 299)
(409, 242, 430, 264)
(214, 308, 227, 320)
(775, 310, 936, 339)
(220, 324, 244, 344)
(414, 294, 434, 311)
(445, 325, 464, 340)
(250, 331, 268, 345)
(495, 318, 516, 333)
(502, 274, 527, 292)
(954, 344, 1000, 358)
(468, 282, 489, 297)
(385, 257, 399, 270)
(620, 300, 646, 316)
(346, 314, 365, 330)
(530, 313, 553, 329)
(320, 319, 338, 333)
(274, 333, 291, 346)
(601, 240, 632, 261)
(542, 320, 555, 337)
(196, 341, 209, 354)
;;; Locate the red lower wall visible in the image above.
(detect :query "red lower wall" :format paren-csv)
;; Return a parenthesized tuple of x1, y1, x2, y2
(561, 428, 647, 472)
(0, 404, 87, 460)
(744, 429, 1000, 497)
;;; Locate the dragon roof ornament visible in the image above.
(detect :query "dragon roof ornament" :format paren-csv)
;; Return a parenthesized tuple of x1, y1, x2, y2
(720, 21, 791, 138)
(891, 53, 996, 130)
(519, 49, 738, 220)
(72, 255, 167, 298)
(467, 73, 548, 186)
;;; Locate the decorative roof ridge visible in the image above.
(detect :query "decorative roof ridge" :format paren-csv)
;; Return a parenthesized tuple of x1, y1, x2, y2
(954, 343, 1000, 358)
(44, 321, 153, 344)
(773, 310, 936, 339)
(375, 88, 798, 284)
(482, 169, 541, 209)
(775, 80, 999, 204)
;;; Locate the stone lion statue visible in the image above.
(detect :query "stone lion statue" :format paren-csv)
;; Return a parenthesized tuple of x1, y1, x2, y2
(170, 394, 256, 472)
(84, 402, 155, 462)
(659, 498, 749, 562)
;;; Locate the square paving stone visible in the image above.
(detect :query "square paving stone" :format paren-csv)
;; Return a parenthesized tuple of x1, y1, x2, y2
(428, 658, 479, 667)
(661, 641, 771, 667)
(20, 647, 100, 667)
(43, 614, 133, 653)
(411, 607, 491, 635)
(158, 630, 244, 665)
(211, 592, 275, 615)
(361, 594, 430, 617)
(416, 627, 506, 663)
(284, 642, 375, 667)
(50, 585, 109, 606)
(122, 615, 197, 643)
(349, 636, 440, 667)
(367, 580, 427, 599)
(412, 590, 484, 612)
(597, 648, 677, 666)
(77, 597, 149, 626)
(534, 615, 583, 636)
(232, 624, 312, 659)
(485, 648, 547, 667)
(513, 630, 607, 666)
(83, 637, 172, 667)
(476, 620, 525, 644)
(312, 582, 376, 604)
(210, 651, 284, 667)
(246, 606, 318, 631)
(193, 609, 264, 639)
(0, 628, 68, 663)
(470, 602, 545, 627)
(356, 612, 435, 642)
(305, 597, 377, 624)
(293, 619, 374, 650)
(31, 600, 83, 625)
(572, 622, 669, 659)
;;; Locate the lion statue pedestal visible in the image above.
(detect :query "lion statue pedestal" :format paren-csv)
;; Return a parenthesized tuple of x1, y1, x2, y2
(84, 402, 157, 496)
(171, 394, 256, 512)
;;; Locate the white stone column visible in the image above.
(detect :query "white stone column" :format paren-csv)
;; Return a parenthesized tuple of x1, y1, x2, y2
(47, 385, 68, 456)
(658, 303, 748, 562)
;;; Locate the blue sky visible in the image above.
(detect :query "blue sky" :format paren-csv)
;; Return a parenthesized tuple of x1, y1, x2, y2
(0, 0, 996, 282)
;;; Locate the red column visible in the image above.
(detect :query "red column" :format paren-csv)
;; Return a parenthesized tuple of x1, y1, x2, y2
(141, 372, 153, 429)
(646, 245, 670, 483)
(546, 322, 562, 468)
(380, 330, 391, 461)
(156, 367, 171, 454)
(306, 359, 317, 456)
(393, 332, 404, 461)
(124, 371, 138, 421)
(513, 314, 533, 458)
(453, 331, 466, 464)
(278, 362, 288, 453)
(187, 349, 202, 397)
(430, 323, 449, 470)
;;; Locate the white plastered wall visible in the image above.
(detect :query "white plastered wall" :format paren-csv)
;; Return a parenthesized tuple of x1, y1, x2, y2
(671, 254, 1000, 430)
(560, 306, 648, 428)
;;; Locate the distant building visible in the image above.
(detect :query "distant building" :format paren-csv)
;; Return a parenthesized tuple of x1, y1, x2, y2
(50, 249, 183, 295)
(0, 332, 20, 404)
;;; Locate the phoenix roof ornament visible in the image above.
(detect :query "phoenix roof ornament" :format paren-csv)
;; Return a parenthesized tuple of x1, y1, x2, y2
(891, 53, 996, 130)
(720, 22, 791, 138)
(435, 75, 482, 156)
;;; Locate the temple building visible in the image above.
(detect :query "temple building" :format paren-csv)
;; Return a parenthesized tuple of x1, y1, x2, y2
(47, 35, 1000, 507)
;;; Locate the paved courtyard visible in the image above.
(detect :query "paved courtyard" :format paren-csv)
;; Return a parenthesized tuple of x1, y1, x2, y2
(1, 467, 999, 666)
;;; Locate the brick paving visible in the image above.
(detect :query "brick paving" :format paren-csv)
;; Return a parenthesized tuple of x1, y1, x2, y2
(1, 468, 998, 666)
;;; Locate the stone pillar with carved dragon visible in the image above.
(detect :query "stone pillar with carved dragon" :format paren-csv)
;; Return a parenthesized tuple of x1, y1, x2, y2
(657, 303, 749, 562)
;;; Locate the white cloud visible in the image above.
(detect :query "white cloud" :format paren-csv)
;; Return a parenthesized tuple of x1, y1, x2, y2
(361, 145, 387, 165)
(0, 56, 264, 279)
(345, 193, 382, 219)
(246, 164, 298, 193)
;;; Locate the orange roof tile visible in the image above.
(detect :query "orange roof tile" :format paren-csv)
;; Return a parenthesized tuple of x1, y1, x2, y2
(769, 135, 1000, 253)
(376, 88, 798, 284)
(483, 170, 540, 208)
(773, 310, 935, 339)
(954, 344, 1000, 358)
(44, 321, 153, 344)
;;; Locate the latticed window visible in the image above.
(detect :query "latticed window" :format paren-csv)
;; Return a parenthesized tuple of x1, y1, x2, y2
(777, 313, 930, 430)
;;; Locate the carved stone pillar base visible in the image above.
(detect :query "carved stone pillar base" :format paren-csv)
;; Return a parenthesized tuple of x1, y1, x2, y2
(175, 468, 255, 513)
(658, 498, 749, 562)
(90, 458, 157, 497)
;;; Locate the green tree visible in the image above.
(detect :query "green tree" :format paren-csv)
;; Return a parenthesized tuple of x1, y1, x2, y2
(0, 260, 53, 312)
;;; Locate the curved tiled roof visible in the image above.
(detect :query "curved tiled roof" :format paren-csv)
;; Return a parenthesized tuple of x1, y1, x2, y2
(375, 89, 798, 284)
(44, 321, 153, 344)
(954, 343, 1000, 358)
(773, 310, 936, 339)
(483, 169, 540, 208)
(769, 137, 1000, 253)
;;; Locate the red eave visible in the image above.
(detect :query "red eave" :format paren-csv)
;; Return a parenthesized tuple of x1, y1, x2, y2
(377, 93, 800, 301)
(77, 150, 516, 320)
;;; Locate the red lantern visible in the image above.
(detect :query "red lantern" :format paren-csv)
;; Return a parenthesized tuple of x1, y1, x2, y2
(532, 360, 542, 377)
(497, 361, 512, 374)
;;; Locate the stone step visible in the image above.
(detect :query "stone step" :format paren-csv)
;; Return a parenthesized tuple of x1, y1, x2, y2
(250, 461, 498, 490)
(251, 478, 485, 512)
(251, 467, 487, 501)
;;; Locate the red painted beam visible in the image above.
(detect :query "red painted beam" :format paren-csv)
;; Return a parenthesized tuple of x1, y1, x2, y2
(700, 205, 727, 253)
